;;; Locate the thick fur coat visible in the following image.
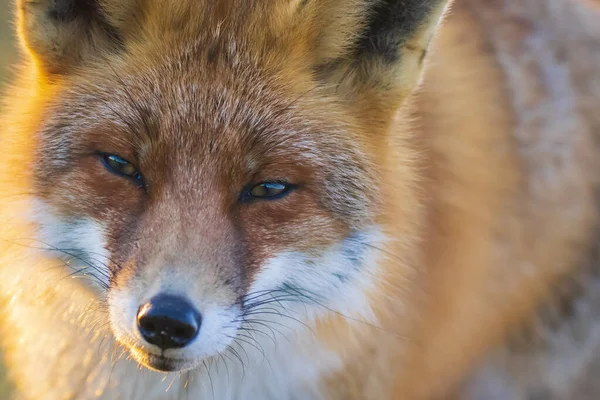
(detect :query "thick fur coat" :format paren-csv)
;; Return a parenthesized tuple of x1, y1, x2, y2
(0, 0, 599, 399)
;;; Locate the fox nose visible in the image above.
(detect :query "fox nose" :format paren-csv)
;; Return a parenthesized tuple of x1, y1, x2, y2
(137, 294, 201, 350)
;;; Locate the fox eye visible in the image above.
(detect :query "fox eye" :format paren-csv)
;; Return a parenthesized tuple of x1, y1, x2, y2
(241, 182, 295, 202)
(101, 153, 144, 184)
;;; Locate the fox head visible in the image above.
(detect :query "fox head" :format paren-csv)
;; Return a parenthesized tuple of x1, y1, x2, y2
(13, 0, 449, 372)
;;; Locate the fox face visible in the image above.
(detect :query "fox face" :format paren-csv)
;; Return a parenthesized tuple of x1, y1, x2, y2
(16, 0, 448, 373)
(34, 55, 380, 371)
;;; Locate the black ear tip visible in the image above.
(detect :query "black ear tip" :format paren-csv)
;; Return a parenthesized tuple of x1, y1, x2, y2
(355, 0, 446, 63)
(46, 0, 99, 23)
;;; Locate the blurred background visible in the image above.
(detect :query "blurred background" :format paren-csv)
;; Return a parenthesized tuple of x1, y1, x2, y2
(0, 2, 16, 397)
(0, 2, 16, 85)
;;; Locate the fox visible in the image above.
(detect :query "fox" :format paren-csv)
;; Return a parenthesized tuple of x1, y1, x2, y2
(1, 0, 600, 398)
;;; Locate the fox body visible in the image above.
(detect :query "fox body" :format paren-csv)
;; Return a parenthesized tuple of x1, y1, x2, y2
(1, 0, 599, 399)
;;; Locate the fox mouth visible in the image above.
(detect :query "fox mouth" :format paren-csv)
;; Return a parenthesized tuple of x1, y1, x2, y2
(130, 347, 198, 372)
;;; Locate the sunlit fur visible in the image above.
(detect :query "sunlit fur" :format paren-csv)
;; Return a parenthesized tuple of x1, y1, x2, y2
(1, 0, 599, 399)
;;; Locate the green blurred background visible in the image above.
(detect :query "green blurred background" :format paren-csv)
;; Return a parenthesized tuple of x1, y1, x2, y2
(1, 2, 17, 397)
(0, 2, 16, 85)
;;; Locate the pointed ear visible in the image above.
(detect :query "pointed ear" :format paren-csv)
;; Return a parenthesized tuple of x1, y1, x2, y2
(17, 0, 134, 75)
(296, 0, 451, 118)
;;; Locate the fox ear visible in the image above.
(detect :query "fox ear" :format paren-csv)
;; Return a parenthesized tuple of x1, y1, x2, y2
(295, 0, 451, 116)
(17, 0, 132, 75)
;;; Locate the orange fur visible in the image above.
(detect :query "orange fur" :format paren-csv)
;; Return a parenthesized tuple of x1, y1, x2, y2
(1, 0, 600, 399)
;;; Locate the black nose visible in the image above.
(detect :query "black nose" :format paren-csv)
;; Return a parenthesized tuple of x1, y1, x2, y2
(137, 294, 201, 350)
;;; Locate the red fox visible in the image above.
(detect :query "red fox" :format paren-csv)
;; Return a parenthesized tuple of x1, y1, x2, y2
(1, 0, 599, 398)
